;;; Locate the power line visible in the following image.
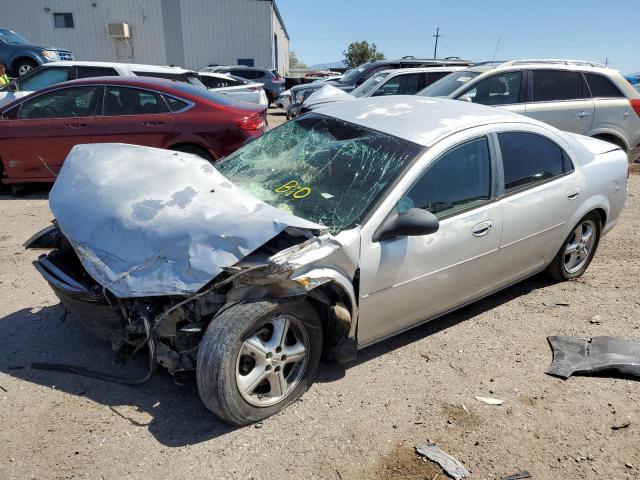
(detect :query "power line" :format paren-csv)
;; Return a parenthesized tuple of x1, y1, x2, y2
(433, 27, 441, 59)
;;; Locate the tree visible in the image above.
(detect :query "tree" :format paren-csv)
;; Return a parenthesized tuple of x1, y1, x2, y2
(289, 50, 307, 69)
(343, 41, 385, 68)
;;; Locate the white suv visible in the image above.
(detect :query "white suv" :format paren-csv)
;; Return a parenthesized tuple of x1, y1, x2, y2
(0, 61, 205, 108)
(420, 59, 640, 162)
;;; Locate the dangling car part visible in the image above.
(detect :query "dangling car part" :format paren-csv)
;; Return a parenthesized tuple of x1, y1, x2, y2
(27, 96, 627, 425)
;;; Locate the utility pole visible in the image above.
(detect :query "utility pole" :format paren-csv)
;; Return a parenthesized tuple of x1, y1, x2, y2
(433, 27, 441, 59)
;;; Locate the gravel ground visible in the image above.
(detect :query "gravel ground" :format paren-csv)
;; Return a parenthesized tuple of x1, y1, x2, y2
(1, 119, 638, 479)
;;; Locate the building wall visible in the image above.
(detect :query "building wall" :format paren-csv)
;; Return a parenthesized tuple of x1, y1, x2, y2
(0, 0, 168, 65)
(0, 0, 290, 71)
(271, 7, 289, 74)
(178, 0, 273, 70)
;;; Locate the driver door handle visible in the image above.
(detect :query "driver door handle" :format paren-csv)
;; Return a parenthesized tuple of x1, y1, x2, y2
(471, 220, 493, 237)
(142, 120, 165, 127)
(65, 122, 87, 128)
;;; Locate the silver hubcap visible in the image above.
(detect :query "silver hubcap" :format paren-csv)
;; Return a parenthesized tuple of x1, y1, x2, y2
(236, 315, 308, 407)
(18, 64, 33, 76)
(564, 220, 596, 274)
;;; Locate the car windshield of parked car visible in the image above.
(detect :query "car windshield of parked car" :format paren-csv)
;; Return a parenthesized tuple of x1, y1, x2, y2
(419, 70, 480, 97)
(216, 113, 422, 232)
(339, 64, 370, 84)
(0, 30, 29, 45)
(352, 72, 391, 97)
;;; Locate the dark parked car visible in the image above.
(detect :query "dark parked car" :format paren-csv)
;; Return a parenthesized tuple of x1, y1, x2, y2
(0, 76, 266, 191)
(287, 57, 472, 117)
(209, 66, 285, 104)
(0, 28, 73, 76)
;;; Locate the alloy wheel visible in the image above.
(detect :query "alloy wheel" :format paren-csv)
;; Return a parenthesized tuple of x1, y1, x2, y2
(235, 315, 309, 407)
(563, 219, 596, 274)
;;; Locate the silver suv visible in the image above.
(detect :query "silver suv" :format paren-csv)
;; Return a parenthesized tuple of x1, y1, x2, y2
(420, 59, 640, 162)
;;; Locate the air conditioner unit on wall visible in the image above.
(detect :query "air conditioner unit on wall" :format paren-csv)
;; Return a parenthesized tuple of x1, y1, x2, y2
(108, 23, 130, 39)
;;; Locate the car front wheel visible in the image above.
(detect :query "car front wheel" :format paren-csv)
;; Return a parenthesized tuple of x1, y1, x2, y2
(547, 212, 601, 281)
(197, 300, 323, 426)
(15, 58, 38, 77)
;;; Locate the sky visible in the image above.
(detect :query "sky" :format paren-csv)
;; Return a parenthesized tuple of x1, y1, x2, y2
(276, 0, 639, 73)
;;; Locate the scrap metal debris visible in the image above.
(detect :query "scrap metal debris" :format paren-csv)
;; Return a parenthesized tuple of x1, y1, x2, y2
(546, 336, 640, 379)
(415, 440, 469, 480)
(475, 396, 504, 405)
(500, 471, 532, 480)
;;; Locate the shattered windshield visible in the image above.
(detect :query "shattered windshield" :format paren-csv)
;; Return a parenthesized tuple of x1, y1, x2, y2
(418, 70, 481, 97)
(216, 113, 422, 233)
(352, 72, 391, 97)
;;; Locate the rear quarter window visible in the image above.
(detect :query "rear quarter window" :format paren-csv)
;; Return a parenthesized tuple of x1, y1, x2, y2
(532, 70, 588, 102)
(584, 73, 625, 98)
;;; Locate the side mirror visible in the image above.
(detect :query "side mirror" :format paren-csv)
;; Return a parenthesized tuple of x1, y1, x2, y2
(373, 208, 439, 242)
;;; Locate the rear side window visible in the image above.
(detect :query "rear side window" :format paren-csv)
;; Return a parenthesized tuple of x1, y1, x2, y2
(163, 95, 189, 112)
(584, 73, 625, 98)
(425, 71, 450, 86)
(76, 66, 118, 79)
(499, 132, 573, 192)
(231, 69, 260, 80)
(532, 70, 587, 101)
(103, 86, 161, 115)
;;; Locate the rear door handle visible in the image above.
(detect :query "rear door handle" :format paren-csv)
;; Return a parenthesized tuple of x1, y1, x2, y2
(64, 122, 87, 128)
(471, 220, 493, 237)
(142, 120, 165, 126)
(567, 187, 581, 200)
(574, 111, 592, 119)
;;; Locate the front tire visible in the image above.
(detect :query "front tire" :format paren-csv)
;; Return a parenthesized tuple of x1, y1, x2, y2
(547, 212, 601, 281)
(197, 300, 323, 426)
(14, 58, 38, 77)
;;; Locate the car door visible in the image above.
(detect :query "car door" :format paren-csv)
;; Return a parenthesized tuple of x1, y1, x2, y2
(358, 135, 503, 346)
(0, 85, 99, 180)
(525, 69, 594, 134)
(91, 85, 175, 148)
(455, 70, 527, 116)
(496, 130, 580, 284)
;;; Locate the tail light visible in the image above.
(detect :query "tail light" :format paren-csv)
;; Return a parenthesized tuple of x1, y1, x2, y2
(272, 77, 286, 84)
(239, 111, 266, 131)
(630, 99, 640, 118)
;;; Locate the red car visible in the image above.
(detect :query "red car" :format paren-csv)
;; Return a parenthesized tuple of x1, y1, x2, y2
(0, 76, 267, 188)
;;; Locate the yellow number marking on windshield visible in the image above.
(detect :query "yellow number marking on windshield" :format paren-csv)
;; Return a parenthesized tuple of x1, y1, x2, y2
(275, 180, 311, 199)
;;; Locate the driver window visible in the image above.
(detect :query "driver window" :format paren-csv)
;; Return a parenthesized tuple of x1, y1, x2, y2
(398, 137, 491, 218)
(18, 67, 71, 91)
(459, 71, 522, 106)
(18, 86, 99, 119)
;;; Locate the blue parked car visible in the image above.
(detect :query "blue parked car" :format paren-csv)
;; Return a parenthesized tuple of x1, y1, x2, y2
(0, 29, 73, 77)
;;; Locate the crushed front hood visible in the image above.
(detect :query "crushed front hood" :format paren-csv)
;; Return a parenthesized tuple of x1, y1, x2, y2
(49, 144, 324, 298)
(302, 85, 354, 109)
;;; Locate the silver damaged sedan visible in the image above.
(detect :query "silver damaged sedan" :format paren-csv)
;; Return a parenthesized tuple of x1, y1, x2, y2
(26, 96, 628, 425)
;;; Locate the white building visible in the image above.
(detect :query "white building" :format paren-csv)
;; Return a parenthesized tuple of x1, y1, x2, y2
(0, 0, 290, 73)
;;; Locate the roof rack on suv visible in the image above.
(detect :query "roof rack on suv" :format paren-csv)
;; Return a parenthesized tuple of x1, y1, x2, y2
(501, 59, 607, 68)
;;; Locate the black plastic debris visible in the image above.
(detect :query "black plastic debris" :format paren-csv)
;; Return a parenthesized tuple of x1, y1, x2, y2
(415, 440, 469, 480)
(500, 471, 532, 480)
(546, 336, 640, 379)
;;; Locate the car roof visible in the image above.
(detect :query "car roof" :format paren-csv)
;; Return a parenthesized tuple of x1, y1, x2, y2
(314, 96, 535, 147)
(463, 59, 615, 75)
(42, 61, 196, 74)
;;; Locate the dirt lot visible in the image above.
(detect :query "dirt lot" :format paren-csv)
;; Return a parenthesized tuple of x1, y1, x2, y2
(1, 118, 639, 479)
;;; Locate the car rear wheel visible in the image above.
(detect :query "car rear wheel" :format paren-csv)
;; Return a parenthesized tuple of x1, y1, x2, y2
(15, 58, 38, 77)
(547, 212, 601, 281)
(196, 300, 323, 426)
